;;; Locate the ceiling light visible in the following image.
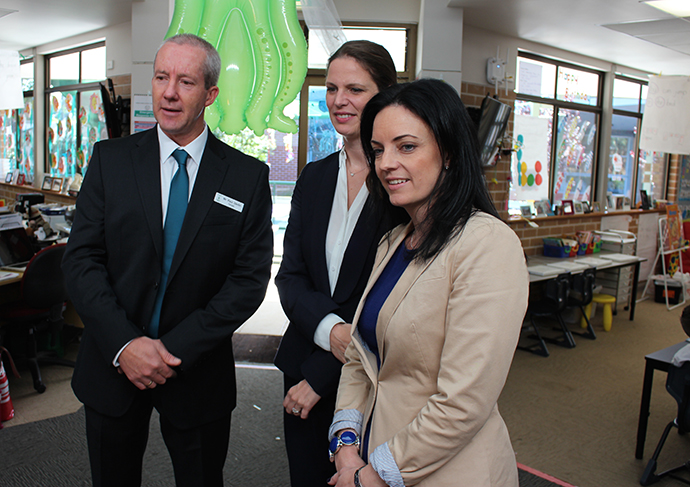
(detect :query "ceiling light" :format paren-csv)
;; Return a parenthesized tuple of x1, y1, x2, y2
(642, 0, 690, 17)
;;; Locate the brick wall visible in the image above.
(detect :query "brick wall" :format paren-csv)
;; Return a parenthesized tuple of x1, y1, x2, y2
(459, 82, 515, 222)
(506, 210, 657, 257)
(267, 132, 299, 182)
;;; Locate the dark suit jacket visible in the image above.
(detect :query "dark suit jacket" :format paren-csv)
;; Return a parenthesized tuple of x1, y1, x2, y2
(62, 128, 273, 429)
(273, 152, 394, 398)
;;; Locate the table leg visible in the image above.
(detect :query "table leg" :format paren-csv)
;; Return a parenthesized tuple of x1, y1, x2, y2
(630, 261, 640, 321)
(636, 359, 655, 459)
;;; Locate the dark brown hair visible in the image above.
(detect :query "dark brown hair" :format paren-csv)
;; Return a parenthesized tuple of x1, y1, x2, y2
(328, 40, 397, 91)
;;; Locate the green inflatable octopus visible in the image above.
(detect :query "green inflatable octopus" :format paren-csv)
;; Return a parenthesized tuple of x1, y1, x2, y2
(165, 0, 308, 136)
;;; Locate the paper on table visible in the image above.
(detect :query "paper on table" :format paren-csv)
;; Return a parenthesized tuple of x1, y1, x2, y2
(0, 271, 20, 282)
(574, 257, 613, 267)
(602, 253, 639, 262)
(546, 261, 591, 272)
(527, 265, 562, 276)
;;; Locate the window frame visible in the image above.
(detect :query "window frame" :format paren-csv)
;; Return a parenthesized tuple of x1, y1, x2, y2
(44, 41, 106, 176)
(610, 74, 668, 206)
(514, 51, 604, 207)
(295, 21, 417, 174)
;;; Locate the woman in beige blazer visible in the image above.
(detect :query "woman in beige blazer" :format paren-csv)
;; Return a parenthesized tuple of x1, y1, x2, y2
(327, 79, 529, 487)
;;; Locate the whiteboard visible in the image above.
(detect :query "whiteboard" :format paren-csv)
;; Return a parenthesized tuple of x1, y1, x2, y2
(640, 75, 690, 155)
(0, 50, 23, 110)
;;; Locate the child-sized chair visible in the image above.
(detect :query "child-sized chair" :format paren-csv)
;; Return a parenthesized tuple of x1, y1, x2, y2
(582, 293, 616, 332)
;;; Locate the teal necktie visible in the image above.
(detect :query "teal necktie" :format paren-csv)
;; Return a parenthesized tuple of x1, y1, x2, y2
(148, 149, 189, 338)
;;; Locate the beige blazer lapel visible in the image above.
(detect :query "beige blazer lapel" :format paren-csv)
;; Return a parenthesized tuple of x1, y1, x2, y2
(348, 222, 435, 379)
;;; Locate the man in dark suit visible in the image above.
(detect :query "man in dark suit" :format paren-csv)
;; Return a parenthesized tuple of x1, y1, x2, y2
(62, 33, 273, 487)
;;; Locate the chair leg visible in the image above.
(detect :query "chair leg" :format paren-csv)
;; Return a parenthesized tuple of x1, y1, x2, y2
(27, 327, 46, 394)
(640, 420, 676, 485)
(517, 316, 550, 357)
(603, 304, 613, 332)
(573, 305, 597, 340)
(544, 314, 577, 349)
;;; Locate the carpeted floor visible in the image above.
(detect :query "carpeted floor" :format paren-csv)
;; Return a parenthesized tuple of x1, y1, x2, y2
(1, 364, 564, 487)
(4, 297, 690, 486)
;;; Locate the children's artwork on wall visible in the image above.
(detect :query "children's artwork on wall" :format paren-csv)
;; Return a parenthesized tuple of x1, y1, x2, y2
(511, 114, 550, 201)
(665, 204, 683, 251)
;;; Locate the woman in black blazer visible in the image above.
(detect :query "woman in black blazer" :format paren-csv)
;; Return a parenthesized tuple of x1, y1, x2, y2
(274, 41, 402, 487)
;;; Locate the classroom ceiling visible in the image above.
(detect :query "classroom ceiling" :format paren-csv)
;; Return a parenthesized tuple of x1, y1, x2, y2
(0, 0, 689, 76)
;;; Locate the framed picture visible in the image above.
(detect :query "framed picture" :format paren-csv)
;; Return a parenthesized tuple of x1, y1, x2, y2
(640, 190, 651, 210)
(614, 195, 625, 210)
(535, 201, 548, 217)
(4, 172, 12, 183)
(562, 200, 574, 215)
(51, 177, 63, 192)
(573, 201, 584, 214)
(623, 196, 631, 211)
(592, 202, 601, 213)
(42, 176, 53, 190)
(582, 201, 591, 213)
(520, 205, 532, 218)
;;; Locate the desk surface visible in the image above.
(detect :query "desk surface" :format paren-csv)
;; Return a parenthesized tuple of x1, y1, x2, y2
(527, 251, 645, 283)
(0, 269, 23, 286)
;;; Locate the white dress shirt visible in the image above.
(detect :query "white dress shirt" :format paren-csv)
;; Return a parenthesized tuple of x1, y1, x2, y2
(313, 149, 369, 351)
(113, 125, 209, 366)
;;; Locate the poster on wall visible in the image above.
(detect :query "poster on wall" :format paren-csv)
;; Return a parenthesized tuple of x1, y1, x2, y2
(511, 114, 550, 201)
(640, 75, 690, 155)
(132, 94, 156, 133)
(678, 155, 690, 222)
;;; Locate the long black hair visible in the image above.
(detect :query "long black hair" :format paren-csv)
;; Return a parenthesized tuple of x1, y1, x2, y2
(360, 78, 500, 262)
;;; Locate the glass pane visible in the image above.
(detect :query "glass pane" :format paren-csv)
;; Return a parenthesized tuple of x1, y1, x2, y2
(641, 84, 649, 114)
(508, 101, 553, 216)
(556, 66, 599, 106)
(0, 109, 17, 177)
(307, 85, 342, 163)
(553, 108, 597, 203)
(608, 114, 638, 203)
(214, 95, 300, 257)
(613, 78, 641, 112)
(308, 27, 407, 71)
(637, 149, 666, 203)
(516, 57, 556, 99)
(79, 90, 109, 174)
(18, 97, 34, 179)
(50, 52, 79, 88)
(81, 46, 106, 83)
(20, 61, 34, 92)
(48, 91, 78, 178)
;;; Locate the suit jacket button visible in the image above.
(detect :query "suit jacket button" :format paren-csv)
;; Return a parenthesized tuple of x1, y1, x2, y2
(154, 282, 159, 289)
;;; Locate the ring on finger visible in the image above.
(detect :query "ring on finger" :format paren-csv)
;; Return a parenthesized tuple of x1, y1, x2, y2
(291, 407, 301, 415)
(147, 380, 153, 388)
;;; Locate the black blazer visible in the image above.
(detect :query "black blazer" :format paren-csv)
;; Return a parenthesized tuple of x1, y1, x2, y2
(62, 128, 273, 429)
(274, 152, 393, 397)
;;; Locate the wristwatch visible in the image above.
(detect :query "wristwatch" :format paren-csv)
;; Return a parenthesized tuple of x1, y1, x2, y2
(329, 430, 360, 461)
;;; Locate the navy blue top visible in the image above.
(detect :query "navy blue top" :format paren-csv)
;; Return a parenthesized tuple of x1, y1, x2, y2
(358, 241, 414, 369)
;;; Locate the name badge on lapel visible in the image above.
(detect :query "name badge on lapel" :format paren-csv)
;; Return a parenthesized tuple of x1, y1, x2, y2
(214, 192, 244, 213)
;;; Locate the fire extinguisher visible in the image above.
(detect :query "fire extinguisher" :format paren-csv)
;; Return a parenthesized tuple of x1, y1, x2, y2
(0, 346, 20, 428)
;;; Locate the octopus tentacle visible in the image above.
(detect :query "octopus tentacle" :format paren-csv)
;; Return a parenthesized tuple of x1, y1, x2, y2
(267, 0, 307, 133)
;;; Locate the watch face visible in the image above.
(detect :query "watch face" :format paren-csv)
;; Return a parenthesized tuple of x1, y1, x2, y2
(329, 436, 340, 454)
(340, 431, 357, 445)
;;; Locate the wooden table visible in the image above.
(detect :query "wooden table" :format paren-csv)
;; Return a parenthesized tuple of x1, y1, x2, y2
(635, 340, 687, 459)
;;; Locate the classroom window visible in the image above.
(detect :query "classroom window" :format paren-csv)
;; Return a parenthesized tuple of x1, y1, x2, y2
(0, 59, 35, 181)
(45, 43, 108, 179)
(609, 76, 666, 207)
(510, 52, 602, 216)
(213, 23, 416, 257)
